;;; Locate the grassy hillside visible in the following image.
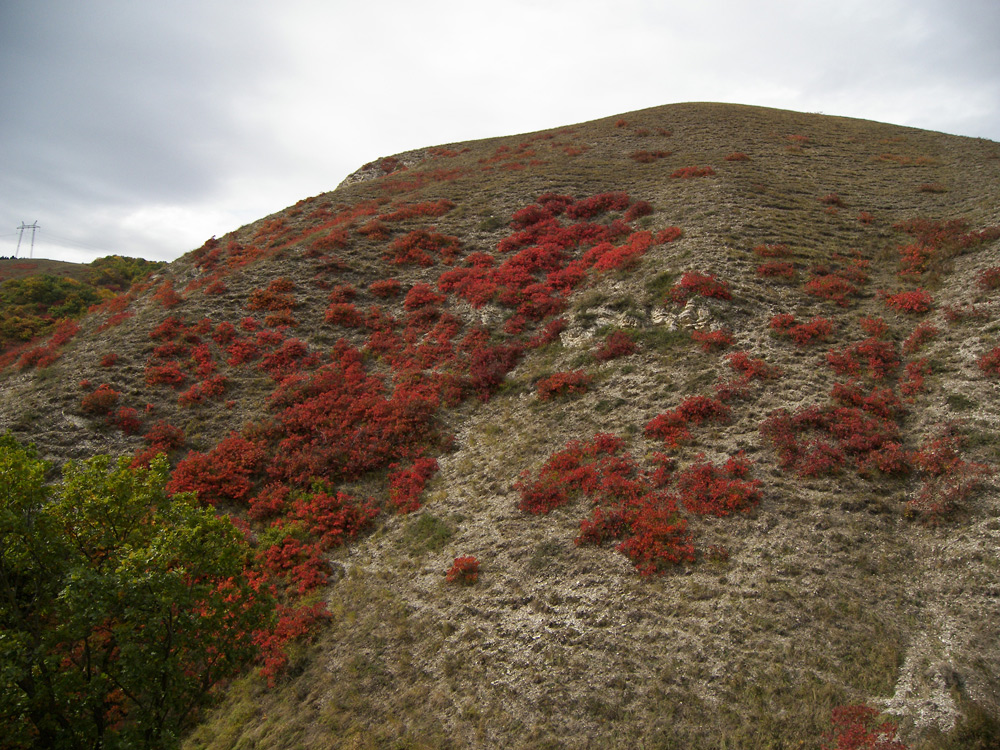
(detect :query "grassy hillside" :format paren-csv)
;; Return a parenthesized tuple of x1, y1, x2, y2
(2, 102, 1000, 748)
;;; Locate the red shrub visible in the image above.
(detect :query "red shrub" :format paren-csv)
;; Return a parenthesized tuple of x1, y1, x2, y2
(248, 279, 296, 312)
(671, 166, 715, 178)
(655, 226, 683, 244)
(381, 199, 454, 222)
(805, 273, 858, 307)
(80, 384, 121, 415)
(624, 200, 654, 221)
(645, 395, 731, 448)
(616, 501, 695, 576)
(110, 407, 142, 435)
(446, 556, 480, 584)
(153, 280, 183, 308)
(255, 603, 330, 686)
(691, 328, 734, 352)
(978, 346, 1000, 377)
(756, 261, 796, 279)
(977, 266, 1000, 291)
(205, 278, 227, 295)
(144, 362, 187, 388)
(879, 288, 933, 314)
(630, 151, 671, 164)
(310, 229, 350, 252)
(771, 315, 833, 346)
(900, 358, 931, 396)
(902, 322, 939, 354)
(356, 218, 389, 241)
(369, 278, 402, 298)
(178, 375, 228, 406)
(858, 316, 889, 339)
(594, 330, 638, 360)
(527, 317, 567, 348)
(469, 341, 523, 400)
(536, 370, 592, 401)
(100, 352, 118, 367)
(753, 243, 790, 258)
(226, 338, 261, 366)
(826, 339, 900, 381)
(669, 271, 732, 303)
(727, 351, 781, 380)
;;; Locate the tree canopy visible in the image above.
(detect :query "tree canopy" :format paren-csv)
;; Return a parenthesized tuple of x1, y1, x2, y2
(0, 434, 273, 749)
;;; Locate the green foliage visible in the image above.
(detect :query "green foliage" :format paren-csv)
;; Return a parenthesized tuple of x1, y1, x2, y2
(0, 434, 272, 749)
(0, 257, 162, 353)
(85, 255, 165, 293)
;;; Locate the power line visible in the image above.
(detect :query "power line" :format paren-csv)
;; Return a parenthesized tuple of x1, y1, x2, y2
(15, 221, 39, 258)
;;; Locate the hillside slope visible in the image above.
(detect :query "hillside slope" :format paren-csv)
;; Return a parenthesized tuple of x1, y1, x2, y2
(3, 102, 1000, 748)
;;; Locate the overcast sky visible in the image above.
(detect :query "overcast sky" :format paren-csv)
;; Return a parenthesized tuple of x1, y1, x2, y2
(2, 0, 998, 264)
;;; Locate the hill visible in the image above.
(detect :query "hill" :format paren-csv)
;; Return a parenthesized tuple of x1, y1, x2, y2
(2, 102, 1000, 748)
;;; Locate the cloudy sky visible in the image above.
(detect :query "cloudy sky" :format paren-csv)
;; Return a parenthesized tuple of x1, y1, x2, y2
(2, 0, 998, 264)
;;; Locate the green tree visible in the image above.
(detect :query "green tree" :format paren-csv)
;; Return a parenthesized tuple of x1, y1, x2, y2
(0, 435, 273, 749)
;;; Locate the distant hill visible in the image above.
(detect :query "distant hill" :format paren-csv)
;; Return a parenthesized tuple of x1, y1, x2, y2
(2, 102, 999, 749)
(0, 255, 164, 357)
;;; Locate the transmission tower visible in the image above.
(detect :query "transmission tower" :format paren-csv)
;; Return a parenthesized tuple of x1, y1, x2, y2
(15, 221, 39, 258)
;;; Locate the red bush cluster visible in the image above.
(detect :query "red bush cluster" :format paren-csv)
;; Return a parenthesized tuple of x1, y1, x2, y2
(516, 434, 696, 575)
(879, 288, 933, 314)
(388, 457, 439, 513)
(16, 320, 81, 370)
(676, 453, 761, 516)
(892, 217, 1000, 280)
(826, 338, 900, 381)
(804, 258, 869, 306)
(369, 278, 402, 298)
(727, 351, 782, 380)
(645, 395, 732, 448)
(907, 429, 993, 522)
(248, 278, 297, 312)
